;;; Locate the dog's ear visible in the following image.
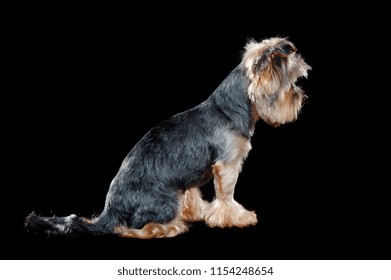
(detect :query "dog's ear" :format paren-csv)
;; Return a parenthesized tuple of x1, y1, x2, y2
(252, 43, 297, 74)
(252, 49, 273, 74)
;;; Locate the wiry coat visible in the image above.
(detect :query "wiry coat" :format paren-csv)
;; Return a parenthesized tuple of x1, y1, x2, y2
(26, 37, 311, 238)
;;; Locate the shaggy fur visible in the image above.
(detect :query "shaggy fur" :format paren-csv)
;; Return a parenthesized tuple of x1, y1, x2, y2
(26, 37, 311, 238)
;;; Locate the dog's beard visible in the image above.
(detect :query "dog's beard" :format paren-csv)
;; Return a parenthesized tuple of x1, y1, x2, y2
(252, 54, 310, 126)
(255, 83, 306, 127)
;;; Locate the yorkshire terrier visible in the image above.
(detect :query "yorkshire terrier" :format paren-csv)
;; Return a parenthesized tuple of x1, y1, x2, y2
(26, 37, 311, 238)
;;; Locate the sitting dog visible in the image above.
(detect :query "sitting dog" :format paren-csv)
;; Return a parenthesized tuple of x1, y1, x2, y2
(26, 37, 311, 238)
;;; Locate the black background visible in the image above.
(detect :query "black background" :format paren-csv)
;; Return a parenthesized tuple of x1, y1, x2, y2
(4, 3, 390, 260)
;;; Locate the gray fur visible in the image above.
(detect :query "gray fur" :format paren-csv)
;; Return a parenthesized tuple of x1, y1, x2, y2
(25, 37, 311, 237)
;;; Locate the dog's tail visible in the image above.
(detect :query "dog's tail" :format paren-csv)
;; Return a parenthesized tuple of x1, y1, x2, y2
(25, 212, 113, 237)
(25, 212, 188, 239)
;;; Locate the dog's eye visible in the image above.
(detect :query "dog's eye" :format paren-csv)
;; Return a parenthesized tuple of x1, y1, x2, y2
(280, 43, 296, 55)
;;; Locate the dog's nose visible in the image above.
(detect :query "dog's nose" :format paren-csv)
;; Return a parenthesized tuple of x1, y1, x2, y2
(280, 43, 297, 55)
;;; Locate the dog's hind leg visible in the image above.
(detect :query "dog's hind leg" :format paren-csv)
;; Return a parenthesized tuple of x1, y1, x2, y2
(114, 192, 188, 239)
(181, 187, 208, 222)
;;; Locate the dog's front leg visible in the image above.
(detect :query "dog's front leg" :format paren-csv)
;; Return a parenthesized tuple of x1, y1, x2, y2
(204, 160, 257, 228)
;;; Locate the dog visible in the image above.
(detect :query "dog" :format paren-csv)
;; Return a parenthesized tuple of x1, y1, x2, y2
(26, 37, 311, 238)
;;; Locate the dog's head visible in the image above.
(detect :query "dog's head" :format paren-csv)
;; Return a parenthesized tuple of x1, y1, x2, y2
(241, 37, 311, 126)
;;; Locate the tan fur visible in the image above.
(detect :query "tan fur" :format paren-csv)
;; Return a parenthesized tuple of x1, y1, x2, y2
(204, 199, 257, 228)
(83, 216, 98, 224)
(255, 85, 306, 126)
(182, 188, 208, 222)
(82, 218, 93, 224)
(114, 220, 188, 239)
(204, 160, 257, 228)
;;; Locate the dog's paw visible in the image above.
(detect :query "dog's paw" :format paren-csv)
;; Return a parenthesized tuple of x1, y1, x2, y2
(204, 199, 257, 228)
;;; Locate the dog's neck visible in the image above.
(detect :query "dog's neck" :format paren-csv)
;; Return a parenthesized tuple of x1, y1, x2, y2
(208, 66, 258, 138)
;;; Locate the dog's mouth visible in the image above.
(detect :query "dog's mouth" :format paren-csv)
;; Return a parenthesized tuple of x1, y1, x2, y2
(291, 73, 309, 96)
